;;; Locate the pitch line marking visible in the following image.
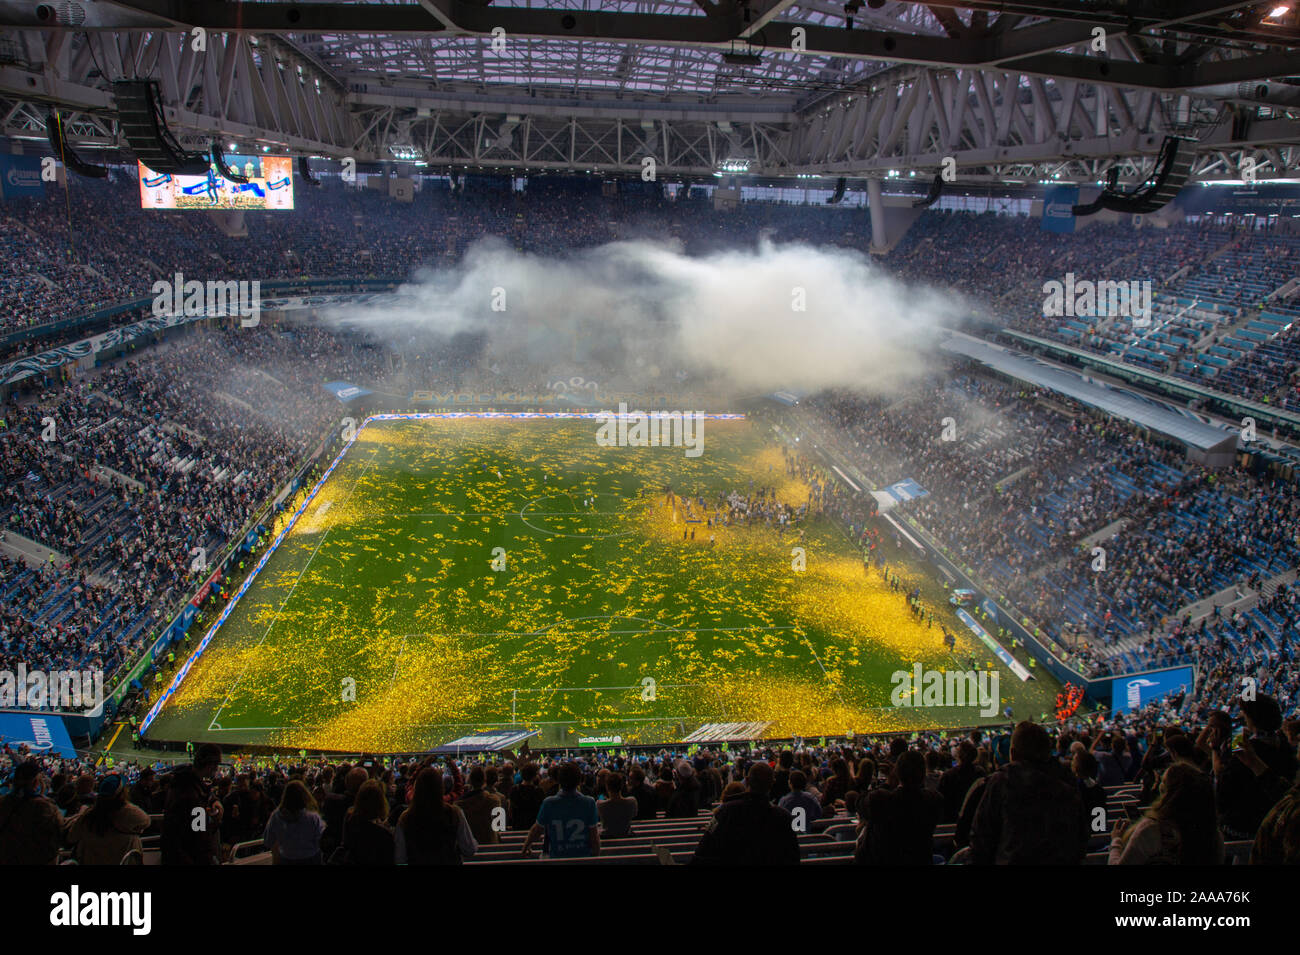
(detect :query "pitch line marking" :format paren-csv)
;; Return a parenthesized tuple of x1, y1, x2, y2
(200, 716, 704, 732)
(389, 632, 411, 687)
(394, 621, 798, 638)
(797, 632, 848, 709)
(208, 450, 378, 732)
(519, 493, 636, 539)
(505, 683, 719, 693)
(209, 621, 795, 729)
(412, 511, 618, 517)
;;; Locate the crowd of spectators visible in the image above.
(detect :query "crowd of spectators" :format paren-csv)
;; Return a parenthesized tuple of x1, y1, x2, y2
(3, 691, 1297, 865)
(796, 369, 1300, 698)
(1, 322, 396, 690)
(890, 211, 1299, 407)
(6, 173, 1295, 409)
(0, 173, 871, 346)
(1, 176, 1297, 870)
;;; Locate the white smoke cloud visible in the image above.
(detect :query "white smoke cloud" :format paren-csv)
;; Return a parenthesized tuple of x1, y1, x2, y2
(320, 237, 967, 396)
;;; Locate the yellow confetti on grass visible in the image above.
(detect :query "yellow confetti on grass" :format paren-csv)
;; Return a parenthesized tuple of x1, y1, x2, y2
(150, 416, 1031, 751)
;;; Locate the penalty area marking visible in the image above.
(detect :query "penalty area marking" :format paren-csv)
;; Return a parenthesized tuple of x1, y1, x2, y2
(202, 614, 820, 734)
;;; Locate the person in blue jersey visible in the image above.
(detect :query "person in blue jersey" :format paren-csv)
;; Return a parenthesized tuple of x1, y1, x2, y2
(521, 761, 600, 859)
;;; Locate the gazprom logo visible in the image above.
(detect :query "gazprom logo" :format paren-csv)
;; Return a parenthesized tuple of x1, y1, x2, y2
(6, 168, 40, 188)
(1126, 677, 1160, 710)
(1045, 202, 1073, 219)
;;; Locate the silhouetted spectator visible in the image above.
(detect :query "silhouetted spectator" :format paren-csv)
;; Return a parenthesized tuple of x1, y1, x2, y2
(692, 762, 799, 866)
(855, 751, 944, 865)
(970, 722, 1089, 865)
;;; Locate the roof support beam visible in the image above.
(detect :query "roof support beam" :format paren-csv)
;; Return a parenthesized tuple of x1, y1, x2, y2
(18, 1, 1295, 91)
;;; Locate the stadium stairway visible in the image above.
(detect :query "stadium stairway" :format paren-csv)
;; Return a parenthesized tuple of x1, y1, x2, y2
(462, 814, 861, 865)
(202, 781, 1290, 866)
(0, 530, 68, 571)
(1178, 568, 1298, 626)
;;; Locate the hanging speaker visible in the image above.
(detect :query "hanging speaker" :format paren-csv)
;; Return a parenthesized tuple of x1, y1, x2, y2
(211, 142, 249, 183)
(911, 172, 945, 208)
(113, 79, 208, 175)
(1072, 136, 1195, 216)
(46, 111, 106, 178)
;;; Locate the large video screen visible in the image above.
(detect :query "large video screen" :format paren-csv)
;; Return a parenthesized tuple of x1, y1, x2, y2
(138, 155, 295, 210)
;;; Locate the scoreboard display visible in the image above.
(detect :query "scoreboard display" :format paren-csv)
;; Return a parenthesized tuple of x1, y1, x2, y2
(138, 155, 295, 210)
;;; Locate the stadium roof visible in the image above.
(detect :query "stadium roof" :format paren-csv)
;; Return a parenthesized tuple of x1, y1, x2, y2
(940, 332, 1240, 455)
(1, 2, 1298, 181)
(293, 0, 900, 102)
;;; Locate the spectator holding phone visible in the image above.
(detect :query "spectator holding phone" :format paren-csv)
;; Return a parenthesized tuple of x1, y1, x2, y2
(1109, 763, 1223, 864)
(1212, 696, 1298, 839)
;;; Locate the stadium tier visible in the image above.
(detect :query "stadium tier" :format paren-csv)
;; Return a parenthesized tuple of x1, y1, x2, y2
(2, 6, 1300, 909)
(6, 180, 1300, 415)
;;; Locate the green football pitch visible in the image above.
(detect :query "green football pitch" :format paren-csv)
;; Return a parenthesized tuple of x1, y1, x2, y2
(145, 414, 1058, 752)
